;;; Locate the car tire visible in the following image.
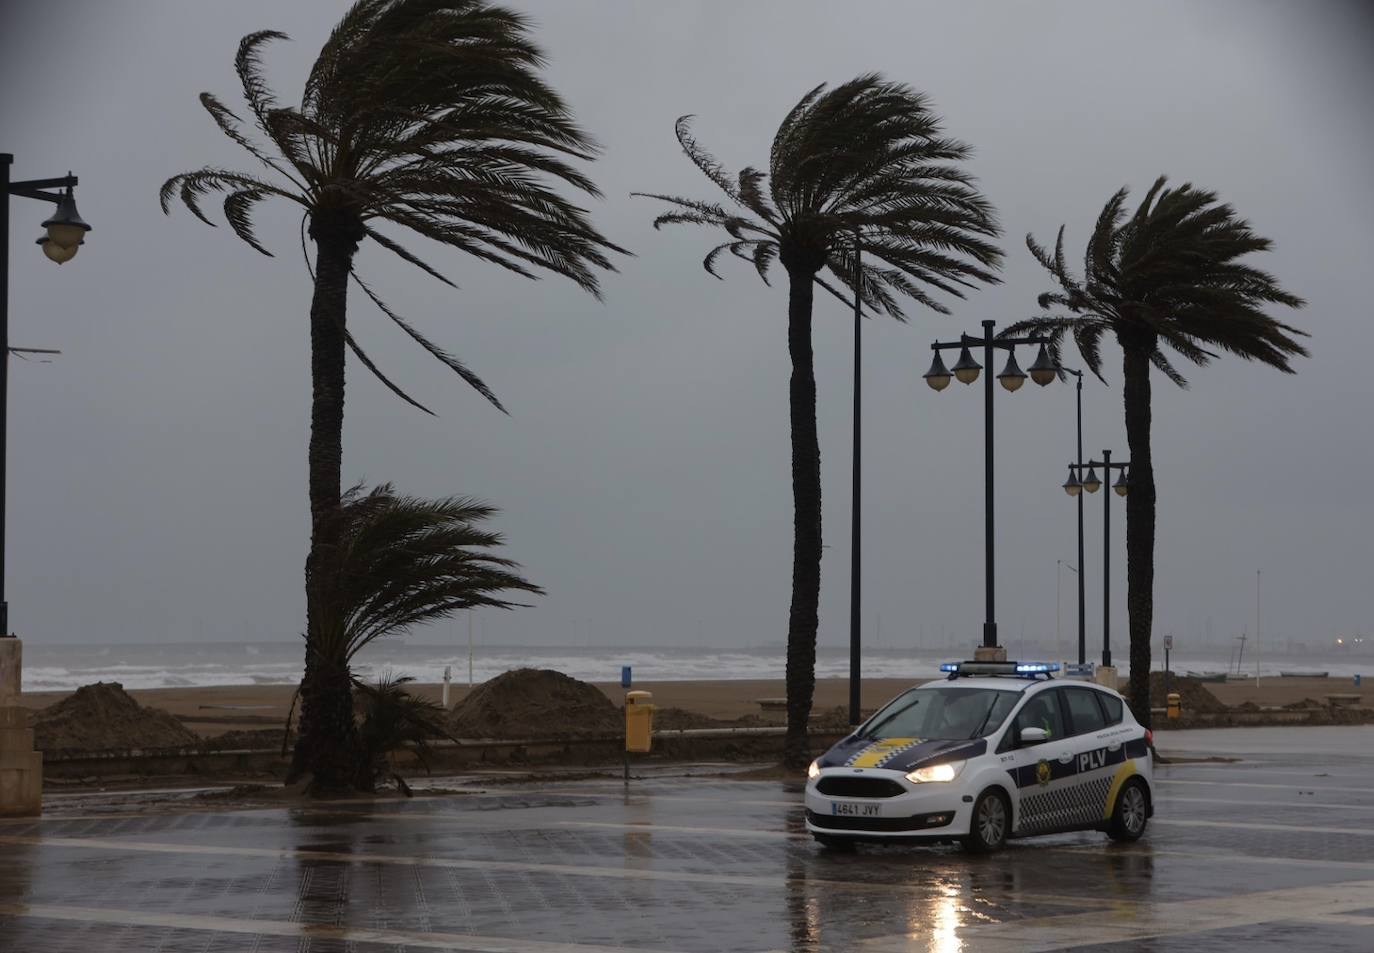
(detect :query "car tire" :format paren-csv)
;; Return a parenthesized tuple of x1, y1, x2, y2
(1107, 778, 1150, 842)
(963, 788, 1010, 853)
(812, 833, 855, 851)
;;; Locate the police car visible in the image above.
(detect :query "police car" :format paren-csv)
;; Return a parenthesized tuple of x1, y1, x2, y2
(805, 661, 1153, 852)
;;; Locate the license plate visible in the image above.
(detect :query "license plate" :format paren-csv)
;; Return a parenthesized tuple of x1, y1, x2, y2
(831, 801, 881, 817)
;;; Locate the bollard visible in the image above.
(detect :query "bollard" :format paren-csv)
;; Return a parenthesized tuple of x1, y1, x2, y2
(1167, 692, 1181, 720)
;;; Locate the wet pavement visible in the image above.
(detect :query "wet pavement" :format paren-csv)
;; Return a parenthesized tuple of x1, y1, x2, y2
(2, 726, 1373, 952)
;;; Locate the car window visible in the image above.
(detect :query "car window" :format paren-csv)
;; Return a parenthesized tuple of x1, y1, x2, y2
(1064, 687, 1108, 735)
(1009, 690, 1065, 745)
(858, 686, 1021, 741)
(1099, 692, 1124, 726)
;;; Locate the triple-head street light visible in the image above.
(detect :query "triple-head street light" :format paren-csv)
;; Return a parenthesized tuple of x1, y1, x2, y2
(2, 154, 91, 636)
(924, 319, 1054, 654)
(1063, 450, 1129, 667)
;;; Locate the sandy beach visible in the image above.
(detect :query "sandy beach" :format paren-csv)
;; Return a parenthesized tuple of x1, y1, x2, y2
(19, 675, 1365, 738)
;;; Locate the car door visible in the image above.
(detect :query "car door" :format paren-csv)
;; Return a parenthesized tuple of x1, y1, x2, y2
(1060, 686, 1116, 826)
(1000, 689, 1078, 835)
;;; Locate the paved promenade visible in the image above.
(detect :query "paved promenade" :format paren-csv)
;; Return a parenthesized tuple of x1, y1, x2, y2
(2, 726, 1373, 951)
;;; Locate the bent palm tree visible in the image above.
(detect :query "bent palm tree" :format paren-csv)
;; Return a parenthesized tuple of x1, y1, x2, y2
(1009, 177, 1307, 726)
(299, 483, 541, 791)
(355, 674, 456, 795)
(161, 0, 618, 788)
(638, 76, 1002, 767)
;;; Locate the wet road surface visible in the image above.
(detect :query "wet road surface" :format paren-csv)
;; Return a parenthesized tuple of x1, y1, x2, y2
(2, 726, 1373, 951)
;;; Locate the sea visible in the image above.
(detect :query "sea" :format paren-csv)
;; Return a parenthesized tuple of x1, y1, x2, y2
(19, 640, 1373, 692)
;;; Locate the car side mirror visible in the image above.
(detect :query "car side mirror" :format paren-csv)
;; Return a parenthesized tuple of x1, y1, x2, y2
(1019, 726, 1049, 746)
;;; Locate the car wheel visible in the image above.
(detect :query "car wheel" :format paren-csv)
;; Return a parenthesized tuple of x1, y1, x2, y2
(1107, 778, 1150, 842)
(812, 833, 856, 851)
(963, 788, 1009, 853)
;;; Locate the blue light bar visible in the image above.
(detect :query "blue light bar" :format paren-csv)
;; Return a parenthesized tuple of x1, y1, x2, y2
(1015, 662, 1061, 673)
(939, 662, 960, 673)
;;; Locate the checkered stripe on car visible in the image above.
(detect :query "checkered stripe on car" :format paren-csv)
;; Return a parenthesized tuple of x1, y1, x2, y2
(1019, 776, 1113, 833)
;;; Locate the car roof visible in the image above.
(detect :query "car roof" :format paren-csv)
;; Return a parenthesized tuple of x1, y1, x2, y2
(915, 676, 1125, 698)
(915, 677, 1034, 693)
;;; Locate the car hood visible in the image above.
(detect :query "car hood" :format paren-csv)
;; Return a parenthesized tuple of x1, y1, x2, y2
(817, 735, 988, 772)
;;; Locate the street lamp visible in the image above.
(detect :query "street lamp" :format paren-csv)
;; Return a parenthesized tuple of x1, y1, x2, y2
(925, 319, 1052, 654)
(1047, 360, 1090, 665)
(847, 229, 862, 727)
(1063, 450, 1129, 668)
(2, 154, 89, 636)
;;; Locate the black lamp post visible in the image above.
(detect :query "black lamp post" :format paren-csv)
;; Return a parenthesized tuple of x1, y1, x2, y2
(0, 154, 90, 636)
(1063, 450, 1129, 667)
(848, 230, 862, 726)
(1045, 360, 1088, 665)
(923, 320, 1053, 651)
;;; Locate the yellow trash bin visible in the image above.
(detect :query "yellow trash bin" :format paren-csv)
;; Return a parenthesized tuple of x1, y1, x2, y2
(625, 690, 654, 753)
(1167, 692, 1181, 720)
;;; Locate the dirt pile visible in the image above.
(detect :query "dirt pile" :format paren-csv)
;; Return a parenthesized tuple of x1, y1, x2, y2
(448, 669, 621, 739)
(1148, 672, 1228, 713)
(32, 682, 201, 752)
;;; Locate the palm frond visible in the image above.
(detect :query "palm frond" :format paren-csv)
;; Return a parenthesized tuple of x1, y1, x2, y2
(1024, 175, 1306, 385)
(307, 483, 543, 667)
(223, 189, 275, 256)
(351, 270, 506, 413)
(343, 327, 436, 415)
(166, 0, 624, 417)
(639, 74, 1002, 319)
(363, 225, 457, 287)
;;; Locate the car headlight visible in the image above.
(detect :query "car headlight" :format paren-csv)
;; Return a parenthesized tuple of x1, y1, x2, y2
(807, 759, 821, 780)
(905, 760, 965, 784)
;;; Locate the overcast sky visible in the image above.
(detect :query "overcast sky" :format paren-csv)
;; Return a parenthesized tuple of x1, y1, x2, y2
(1, 0, 1371, 656)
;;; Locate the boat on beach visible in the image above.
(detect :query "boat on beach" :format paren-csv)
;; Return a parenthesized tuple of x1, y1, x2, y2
(1279, 671, 1329, 678)
(1185, 671, 1229, 683)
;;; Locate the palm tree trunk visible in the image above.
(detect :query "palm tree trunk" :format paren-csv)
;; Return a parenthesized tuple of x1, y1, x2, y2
(783, 267, 822, 770)
(1121, 341, 1156, 729)
(288, 214, 363, 791)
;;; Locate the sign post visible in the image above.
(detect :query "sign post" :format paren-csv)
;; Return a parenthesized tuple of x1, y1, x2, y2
(1163, 634, 1173, 697)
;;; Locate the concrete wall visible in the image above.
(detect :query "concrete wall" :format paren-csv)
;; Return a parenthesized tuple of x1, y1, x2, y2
(0, 639, 42, 816)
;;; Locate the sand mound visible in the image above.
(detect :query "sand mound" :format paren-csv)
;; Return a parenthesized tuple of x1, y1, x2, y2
(32, 682, 200, 752)
(1148, 672, 1228, 713)
(448, 668, 620, 739)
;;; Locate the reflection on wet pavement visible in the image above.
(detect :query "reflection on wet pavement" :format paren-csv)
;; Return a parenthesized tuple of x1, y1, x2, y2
(2, 728, 1373, 951)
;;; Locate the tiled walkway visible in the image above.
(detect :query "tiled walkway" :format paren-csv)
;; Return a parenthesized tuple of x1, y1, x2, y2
(3, 727, 1374, 951)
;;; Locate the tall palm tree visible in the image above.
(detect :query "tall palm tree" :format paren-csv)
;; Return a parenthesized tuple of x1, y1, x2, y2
(1009, 177, 1307, 726)
(637, 76, 1002, 767)
(293, 483, 541, 791)
(160, 0, 619, 787)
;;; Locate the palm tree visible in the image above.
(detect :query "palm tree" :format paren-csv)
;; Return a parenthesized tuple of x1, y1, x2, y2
(355, 673, 456, 795)
(1009, 177, 1307, 726)
(160, 0, 619, 788)
(637, 76, 1002, 767)
(292, 483, 541, 791)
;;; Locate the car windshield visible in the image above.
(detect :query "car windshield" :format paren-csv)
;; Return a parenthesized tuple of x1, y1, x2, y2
(857, 686, 1020, 741)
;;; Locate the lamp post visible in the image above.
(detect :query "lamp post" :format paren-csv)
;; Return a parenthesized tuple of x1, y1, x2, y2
(1062, 450, 1129, 667)
(1047, 361, 1087, 665)
(1, 154, 90, 637)
(923, 320, 1053, 654)
(848, 230, 862, 726)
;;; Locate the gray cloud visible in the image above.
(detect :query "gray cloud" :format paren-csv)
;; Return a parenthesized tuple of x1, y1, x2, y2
(0, 0, 1370, 656)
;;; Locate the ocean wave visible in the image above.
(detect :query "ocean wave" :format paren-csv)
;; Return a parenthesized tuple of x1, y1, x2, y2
(17, 644, 1373, 691)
